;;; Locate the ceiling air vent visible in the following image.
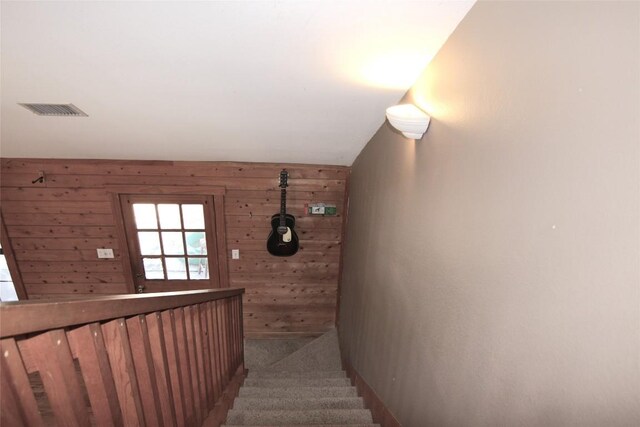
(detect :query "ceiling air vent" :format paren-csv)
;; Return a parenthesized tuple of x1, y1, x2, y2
(19, 103, 88, 117)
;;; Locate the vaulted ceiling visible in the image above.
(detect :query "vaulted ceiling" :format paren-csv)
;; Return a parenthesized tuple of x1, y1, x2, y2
(0, 1, 474, 166)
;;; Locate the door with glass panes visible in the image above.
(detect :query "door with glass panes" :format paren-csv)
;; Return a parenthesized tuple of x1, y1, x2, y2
(120, 194, 221, 292)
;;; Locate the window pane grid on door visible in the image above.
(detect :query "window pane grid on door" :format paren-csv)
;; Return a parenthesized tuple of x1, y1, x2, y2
(158, 204, 182, 229)
(138, 232, 162, 255)
(133, 202, 209, 281)
(133, 204, 158, 229)
(141, 256, 208, 280)
(143, 257, 164, 280)
(161, 232, 185, 255)
(182, 204, 205, 229)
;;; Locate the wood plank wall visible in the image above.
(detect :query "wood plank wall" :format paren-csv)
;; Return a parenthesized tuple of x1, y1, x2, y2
(0, 158, 349, 337)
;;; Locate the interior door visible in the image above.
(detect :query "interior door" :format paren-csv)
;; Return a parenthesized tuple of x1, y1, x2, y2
(120, 194, 221, 293)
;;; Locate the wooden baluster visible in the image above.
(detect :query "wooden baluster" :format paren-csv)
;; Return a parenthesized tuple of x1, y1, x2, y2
(22, 329, 89, 427)
(229, 297, 237, 371)
(126, 315, 164, 427)
(68, 323, 123, 427)
(146, 312, 177, 427)
(227, 298, 234, 372)
(212, 300, 222, 389)
(238, 294, 245, 369)
(194, 304, 209, 418)
(239, 295, 245, 371)
(0, 338, 44, 427)
(198, 303, 214, 409)
(161, 310, 187, 427)
(102, 318, 145, 427)
(216, 300, 229, 387)
(225, 299, 233, 379)
(235, 295, 244, 372)
(183, 305, 203, 425)
(191, 304, 209, 411)
(206, 301, 222, 400)
(231, 297, 240, 373)
(174, 308, 196, 426)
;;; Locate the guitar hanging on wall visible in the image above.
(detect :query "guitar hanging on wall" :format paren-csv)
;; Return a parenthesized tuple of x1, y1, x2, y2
(267, 169, 299, 257)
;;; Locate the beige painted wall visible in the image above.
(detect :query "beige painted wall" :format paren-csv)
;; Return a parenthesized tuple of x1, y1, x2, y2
(339, 1, 639, 426)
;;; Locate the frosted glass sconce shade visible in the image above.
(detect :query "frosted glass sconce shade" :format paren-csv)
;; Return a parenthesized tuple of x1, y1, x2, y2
(385, 104, 431, 139)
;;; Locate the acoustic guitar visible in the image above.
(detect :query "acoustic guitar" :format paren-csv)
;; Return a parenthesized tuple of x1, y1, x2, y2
(266, 170, 299, 256)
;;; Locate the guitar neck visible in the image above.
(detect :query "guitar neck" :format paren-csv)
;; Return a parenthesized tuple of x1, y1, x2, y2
(280, 188, 287, 225)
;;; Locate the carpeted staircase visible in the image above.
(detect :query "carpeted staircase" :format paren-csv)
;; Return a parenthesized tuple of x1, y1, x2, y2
(223, 329, 378, 426)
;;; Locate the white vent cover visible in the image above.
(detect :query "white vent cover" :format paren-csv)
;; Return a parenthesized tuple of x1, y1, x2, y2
(19, 103, 88, 117)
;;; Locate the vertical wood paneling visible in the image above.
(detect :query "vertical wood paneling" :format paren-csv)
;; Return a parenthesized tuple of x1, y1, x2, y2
(234, 296, 243, 369)
(227, 298, 235, 371)
(1, 158, 348, 336)
(145, 312, 177, 427)
(174, 308, 196, 426)
(161, 309, 187, 427)
(230, 297, 239, 370)
(0, 338, 44, 427)
(206, 301, 222, 399)
(221, 300, 230, 380)
(220, 299, 233, 381)
(102, 318, 145, 426)
(126, 315, 164, 426)
(191, 304, 209, 413)
(67, 323, 123, 426)
(183, 306, 203, 425)
(225, 299, 234, 378)
(0, 367, 32, 427)
(23, 330, 90, 426)
(198, 303, 214, 407)
(215, 301, 229, 389)
(214, 301, 225, 395)
(239, 295, 245, 371)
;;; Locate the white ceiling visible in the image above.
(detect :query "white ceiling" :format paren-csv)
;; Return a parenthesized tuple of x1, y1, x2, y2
(0, 0, 474, 166)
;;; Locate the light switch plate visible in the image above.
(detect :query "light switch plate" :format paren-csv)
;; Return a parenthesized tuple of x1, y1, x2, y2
(232, 249, 240, 259)
(311, 206, 325, 214)
(96, 248, 114, 259)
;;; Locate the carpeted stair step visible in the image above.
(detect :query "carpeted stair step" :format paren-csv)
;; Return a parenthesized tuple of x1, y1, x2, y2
(232, 331, 375, 427)
(266, 329, 342, 373)
(238, 386, 358, 398)
(246, 370, 347, 379)
(225, 408, 373, 425)
(243, 377, 351, 388)
(233, 396, 365, 410)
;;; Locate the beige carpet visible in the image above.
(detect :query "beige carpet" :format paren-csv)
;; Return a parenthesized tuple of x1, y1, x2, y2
(225, 329, 377, 426)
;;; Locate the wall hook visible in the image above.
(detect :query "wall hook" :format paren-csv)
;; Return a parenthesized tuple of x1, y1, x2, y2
(31, 171, 46, 185)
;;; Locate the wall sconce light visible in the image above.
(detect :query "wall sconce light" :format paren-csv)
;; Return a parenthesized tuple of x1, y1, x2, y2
(385, 104, 431, 139)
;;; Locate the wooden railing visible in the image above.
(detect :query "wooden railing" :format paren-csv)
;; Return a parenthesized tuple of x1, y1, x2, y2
(0, 288, 245, 427)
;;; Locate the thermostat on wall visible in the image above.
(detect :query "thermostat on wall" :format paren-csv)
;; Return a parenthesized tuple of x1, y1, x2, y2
(307, 203, 337, 215)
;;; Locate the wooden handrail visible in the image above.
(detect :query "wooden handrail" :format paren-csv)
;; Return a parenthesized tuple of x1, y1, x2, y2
(0, 288, 244, 338)
(1, 289, 246, 427)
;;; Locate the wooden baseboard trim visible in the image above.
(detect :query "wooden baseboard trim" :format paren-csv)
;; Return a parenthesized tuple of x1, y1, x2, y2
(202, 364, 246, 427)
(342, 359, 401, 427)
